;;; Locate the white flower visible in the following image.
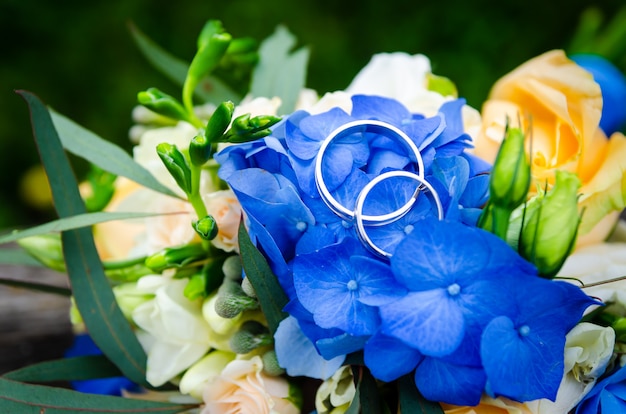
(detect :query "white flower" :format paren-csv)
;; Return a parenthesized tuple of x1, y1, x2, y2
(315, 366, 355, 414)
(179, 350, 236, 399)
(132, 276, 212, 387)
(559, 242, 626, 310)
(200, 356, 299, 414)
(523, 323, 614, 414)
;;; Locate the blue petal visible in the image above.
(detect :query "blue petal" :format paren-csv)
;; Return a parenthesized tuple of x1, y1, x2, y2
(380, 289, 464, 357)
(351, 94, 412, 124)
(274, 316, 345, 380)
(364, 332, 422, 382)
(316, 333, 369, 360)
(351, 256, 406, 306)
(481, 315, 564, 402)
(414, 357, 486, 406)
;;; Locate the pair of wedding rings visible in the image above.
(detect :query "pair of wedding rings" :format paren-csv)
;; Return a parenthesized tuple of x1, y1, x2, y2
(314, 120, 443, 258)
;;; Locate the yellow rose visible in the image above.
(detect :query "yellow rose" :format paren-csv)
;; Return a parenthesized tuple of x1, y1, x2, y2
(474, 50, 626, 242)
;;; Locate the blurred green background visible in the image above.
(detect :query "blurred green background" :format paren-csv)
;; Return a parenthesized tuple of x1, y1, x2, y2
(2, 0, 625, 229)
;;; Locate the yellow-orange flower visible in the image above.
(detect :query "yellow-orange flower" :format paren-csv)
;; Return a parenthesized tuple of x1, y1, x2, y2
(441, 396, 532, 414)
(474, 50, 626, 242)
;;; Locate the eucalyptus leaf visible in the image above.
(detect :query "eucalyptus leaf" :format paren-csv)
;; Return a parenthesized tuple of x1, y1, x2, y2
(4, 356, 121, 382)
(237, 222, 288, 334)
(50, 110, 180, 199)
(0, 211, 180, 245)
(0, 248, 42, 266)
(398, 374, 444, 414)
(0, 378, 196, 413)
(129, 22, 240, 104)
(250, 25, 309, 114)
(17, 90, 151, 388)
(0, 278, 71, 296)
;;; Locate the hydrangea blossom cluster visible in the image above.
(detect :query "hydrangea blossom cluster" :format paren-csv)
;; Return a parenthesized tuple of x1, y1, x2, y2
(216, 94, 597, 405)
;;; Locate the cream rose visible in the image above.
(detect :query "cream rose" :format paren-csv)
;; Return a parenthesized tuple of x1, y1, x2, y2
(203, 189, 242, 253)
(474, 50, 626, 243)
(201, 356, 299, 414)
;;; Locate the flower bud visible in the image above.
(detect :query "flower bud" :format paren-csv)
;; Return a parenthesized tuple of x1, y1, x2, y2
(261, 350, 285, 376)
(156, 142, 193, 194)
(186, 32, 232, 97)
(205, 101, 235, 143)
(193, 215, 219, 241)
(179, 350, 235, 399)
(490, 126, 531, 210)
(426, 72, 458, 98)
(17, 234, 65, 271)
(196, 20, 225, 49)
(222, 113, 281, 143)
(189, 134, 210, 167)
(113, 282, 153, 320)
(229, 321, 273, 354)
(241, 276, 257, 298)
(137, 87, 191, 123)
(144, 243, 206, 272)
(214, 278, 259, 318)
(520, 170, 582, 278)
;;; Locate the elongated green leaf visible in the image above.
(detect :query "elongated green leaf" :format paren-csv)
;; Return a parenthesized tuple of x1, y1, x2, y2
(0, 248, 42, 266)
(50, 110, 180, 199)
(129, 22, 239, 104)
(398, 375, 444, 414)
(18, 90, 151, 388)
(0, 378, 196, 413)
(237, 222, 288, 334)
(0, 211, 181, 245)
(0, 278, 71, 296)
(250, 25, 309, 114)
(4, 356, 121, 382)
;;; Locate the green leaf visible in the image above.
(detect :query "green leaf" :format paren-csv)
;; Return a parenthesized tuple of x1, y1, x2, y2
(0, 278, 71, 296)
(0, 377, 196, 413)
(237, 222, 288, 334)
(250, 25, 309, 114)
(4, 356, 122, 382)
(398, 375, 444, 414)
(50, 110, 181, 200)
(0, 211, 179, 245)
(129, 22, 239, 104)
(17, 90, 151, 388)
(0, 248, 42, 266)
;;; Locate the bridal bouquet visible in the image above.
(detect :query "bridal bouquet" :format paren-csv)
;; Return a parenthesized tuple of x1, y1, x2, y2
(3, 17, 626, 414)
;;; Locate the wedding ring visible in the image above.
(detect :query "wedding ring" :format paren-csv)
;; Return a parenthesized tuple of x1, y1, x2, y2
(353, 170, 444, 258)
(314, 120, 424, 223)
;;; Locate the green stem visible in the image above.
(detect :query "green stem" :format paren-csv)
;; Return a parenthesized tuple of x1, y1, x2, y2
(491, 205, 512, 241)
(182, 77, 204, 128)
(103, 256, 148, 270)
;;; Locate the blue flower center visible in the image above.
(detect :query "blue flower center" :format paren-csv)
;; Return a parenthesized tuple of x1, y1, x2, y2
(447, 283, 461, 296)
(347, 280, 358, 291)
(296, 221, 307, 232)
(342, 220, 353, 229)
(404, 224, 414, 235)
(518, 325, 531, 337)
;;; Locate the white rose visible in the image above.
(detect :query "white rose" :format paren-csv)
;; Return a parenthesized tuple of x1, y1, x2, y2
(200, 356, 299, 414)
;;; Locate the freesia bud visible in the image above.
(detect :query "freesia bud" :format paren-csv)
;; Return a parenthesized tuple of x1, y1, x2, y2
(187, 32, 232, 95)
(17, 234, 65, 271)
(205, 101, 235, 143)
(425, 73, 458, 98)
(144, 243, 206, 272)
(155, 142, 192, 194)
(189, 134, 210, 166)
(196, 20, 225, 49)
(137, 88, 191, 123)
(520, 170, 582, 278)
(113, 282, 153, 321)
(193, 216, 219, 241)
(222, 113, 281, 143)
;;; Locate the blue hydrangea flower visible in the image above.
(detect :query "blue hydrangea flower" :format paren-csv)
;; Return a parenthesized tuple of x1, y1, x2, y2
(576, 364, 626, 413)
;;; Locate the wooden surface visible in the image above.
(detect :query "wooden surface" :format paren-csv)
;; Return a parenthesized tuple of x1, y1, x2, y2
(0, 258, 73, 374)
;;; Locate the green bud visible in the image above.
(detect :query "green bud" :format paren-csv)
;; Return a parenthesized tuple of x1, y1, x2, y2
(17, 234, 65, 271)
(520, 171, 582, 278)
(137, 87, 191, 123)
(426, 73, 458, 98)
(490, 127, 531, 210)
(225, 37, 257, 55)
(222, 255, 243, 281)
(193, 215, 219, 240)
(229, 321, 272, 354)
(113, 283, 153, 320)
(83, 166, 117, 212)
(187, 32, 232, 93)
(205, 101, 235, 143)
(241, 276, 257, 298)
(214, 278, 259, 318)
(196, 20, 225, 50)
(184, 272, 209, 301)
(144, 243, 206, 272)
(156, 142, 193, 194)
(104, 262, 152, 283)
(189, 134, 211, 167)
(261, 350, 285, 376)
(221, 113, 282, 144)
